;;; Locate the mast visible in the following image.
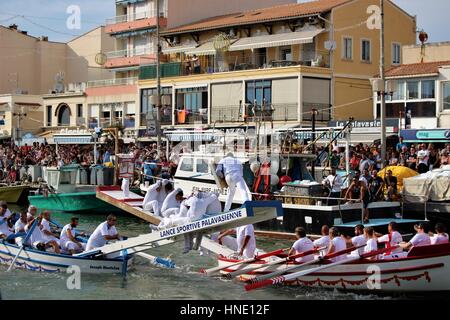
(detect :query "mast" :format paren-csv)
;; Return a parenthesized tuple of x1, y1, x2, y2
(155, 0, 162, 152)
(380, 0, 386, 168)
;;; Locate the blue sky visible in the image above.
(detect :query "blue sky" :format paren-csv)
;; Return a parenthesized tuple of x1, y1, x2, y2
(0, 0, 449, 43)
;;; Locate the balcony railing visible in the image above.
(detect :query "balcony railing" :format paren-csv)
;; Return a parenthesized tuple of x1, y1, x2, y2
(211, 103, 299, 123)
(87, 77, 138, 88)
(106, 47, 154, 59)
(106, 10, 167, 25)
(303, 103, 332, 122)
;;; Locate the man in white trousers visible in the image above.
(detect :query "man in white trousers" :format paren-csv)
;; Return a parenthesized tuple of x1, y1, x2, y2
(216, 153, 251, 212)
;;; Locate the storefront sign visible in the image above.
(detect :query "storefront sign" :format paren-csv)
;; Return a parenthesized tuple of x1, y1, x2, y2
(400, 129, 450, 142)
(328, 119, 399, 129)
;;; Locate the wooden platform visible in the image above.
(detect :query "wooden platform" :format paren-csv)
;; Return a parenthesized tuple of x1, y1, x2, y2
(96, 186, 161, 225)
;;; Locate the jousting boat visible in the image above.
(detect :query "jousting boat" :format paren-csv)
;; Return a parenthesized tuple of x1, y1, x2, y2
(214, 243, 450, 292)
(0, 201, 283, 274)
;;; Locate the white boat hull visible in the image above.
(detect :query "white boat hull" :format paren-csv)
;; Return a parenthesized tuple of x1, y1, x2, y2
(218, 243, 450, 292)
(0, 243, 132, 274)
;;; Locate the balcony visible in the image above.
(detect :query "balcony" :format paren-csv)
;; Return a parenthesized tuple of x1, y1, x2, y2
(211, 104, 299, 124)
(105, 47, 156, 69)
(85, 77, 138, 97)
(139, 50, 330, 80)
(105, 10, 167, 34)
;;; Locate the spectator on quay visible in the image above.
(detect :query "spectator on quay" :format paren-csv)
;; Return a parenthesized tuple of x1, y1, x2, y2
(406, 146, 417, 171)
(368, 169, 384, 202)
(383, 170, 398, 193)
(428, 143, 439, 170)
(440, 149, 449, 167)
(396, 136, 407, 153)
(417, 143, 430, 174)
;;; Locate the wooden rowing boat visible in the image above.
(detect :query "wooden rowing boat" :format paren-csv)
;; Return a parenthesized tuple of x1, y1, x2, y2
(0, 185, 28, 203)
(0, 241, 132, 274)
(218, 243, 450, 292)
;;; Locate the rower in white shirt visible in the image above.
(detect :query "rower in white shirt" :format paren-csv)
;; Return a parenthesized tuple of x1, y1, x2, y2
(40, 211, 61, 254)
(218, 223, 257, 259)
(363, 227, 379, 260)
(343, 224, 366, 256)
(326, 227, 347, 262)
(400, 223, 431, 250)
(430, 223, 449, 245)
(376, 221, 403, 254)
(60, 217, 86, 255)
(0, 201, 13, 219)
(0, 208, 14, 240)
(86, 215, 120, 252)
(289, 227, 315, 263)
(27, 205, 38, 220)
(13, 211, 28, 245)
(313, 225, 330, 255)
(322, 167, 343, 205)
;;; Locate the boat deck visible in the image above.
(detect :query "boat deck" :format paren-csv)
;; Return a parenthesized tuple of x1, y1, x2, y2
(96, 186, 161, 225)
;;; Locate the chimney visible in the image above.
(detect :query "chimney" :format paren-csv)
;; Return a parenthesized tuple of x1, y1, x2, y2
(21, 30, 28, 35)
(40, 36, 49, 41)
(9, 24, 18, 30)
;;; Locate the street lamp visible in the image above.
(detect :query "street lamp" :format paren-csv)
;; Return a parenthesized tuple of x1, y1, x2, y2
(13, 108, 27, 144)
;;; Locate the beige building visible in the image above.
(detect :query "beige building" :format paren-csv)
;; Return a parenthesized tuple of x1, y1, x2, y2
(0, 94, 43, 141)
(136, 0, 417, 137)
(0, 24, 115, 96)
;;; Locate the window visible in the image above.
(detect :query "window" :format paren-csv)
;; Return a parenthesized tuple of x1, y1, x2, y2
(444, 82, 450, 110)
(407, 81, 419, 99)
(421, 80, 435, 99)
(46, 105, 52, 126)
(77, 104, 83, 118)
(246, 80, 272, 107)
(406, 101, 436, 117)
(196, 159, 209, 174)
(392, 81, 406, 100)
(392, 43, 401, 65)
(141, 87, 172, 126)
(343, 37, 352, 60)
(279, 46, 292, 61)
(57, 104, 71, 126)
(179, 158, 194, 172)
(361, 39, 371, 62)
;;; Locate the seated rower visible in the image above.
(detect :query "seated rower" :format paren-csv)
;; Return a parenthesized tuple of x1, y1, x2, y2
(399, 223, 431, 250)
(363, 227, 379, 260)
(326, 227, 347, 262)
(0, 206, 14, 240)
(313, 225, 330, 255)
(218, 224, 256, 259)
(13, 211, 28, 245)
(40, 211, 61, 254)
(0, 201, 14, 219)
(289, 227, 315, 263)
(25, 214, 59, 253)
(429, 223, 449, 245)
(343, 224, 366, 256)
(86, 214, 120, 252)
(376, 221, 403, 254)
(27, 205, 37, 220)
(160, 188, 184, 218)
(60, 217, 86, 255)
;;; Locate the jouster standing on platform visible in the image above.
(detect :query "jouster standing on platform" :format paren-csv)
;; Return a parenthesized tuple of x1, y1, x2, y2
(216, 153, 251, 212)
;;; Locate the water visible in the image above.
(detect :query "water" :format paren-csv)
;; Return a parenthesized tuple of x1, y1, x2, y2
(0, 206, 407, 300)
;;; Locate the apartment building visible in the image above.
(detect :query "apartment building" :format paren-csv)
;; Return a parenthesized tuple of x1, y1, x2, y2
(135, 0, 416, 139)
(373, 42, 450, 136)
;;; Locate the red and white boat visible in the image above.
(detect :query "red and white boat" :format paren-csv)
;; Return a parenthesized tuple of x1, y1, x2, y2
(217, 243, 450, 292)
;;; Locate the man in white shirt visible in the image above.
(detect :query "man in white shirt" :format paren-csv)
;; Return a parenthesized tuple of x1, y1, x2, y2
(161, 188, 184, 218)
(0, 207, 14, 239)
(60, 217, 86, 255)
(322, 167, 343, 205)
(344, 224, 366, 256)
(86, 215, 120, 252)
(313, 225, 330, 255)
(326, 227, 347, 262)
(430, 223, 449, 245)
(27, 205, 37, 220)
(142, 181, 164, 216)
(400, 223, 431, 250)
(289, 227, 315, 263)
(417, 144, 430, 174)
(376, 221, 403, 254)
(40, 211, 61, 254)
(218, 224, 257, 259)
(216, 153, 251, 212)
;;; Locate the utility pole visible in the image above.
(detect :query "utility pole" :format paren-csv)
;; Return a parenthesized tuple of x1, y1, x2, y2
(311, 108, 317, 179)
(380, 0, 387, 168)
(155, 0, 162, 153)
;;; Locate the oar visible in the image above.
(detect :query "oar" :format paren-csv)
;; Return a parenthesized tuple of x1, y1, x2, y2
(6, 219, 39, 272)
(246, 244, 366, 285)
(136, 252, 176, 269)
(202, 248, 289, 277)
(245, 246, 397, 291)
(225, 246, 327, 279)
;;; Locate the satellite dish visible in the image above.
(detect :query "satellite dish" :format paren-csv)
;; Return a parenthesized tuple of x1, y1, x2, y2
(213, 33, 231, 52)
(95, 53, 107, 66)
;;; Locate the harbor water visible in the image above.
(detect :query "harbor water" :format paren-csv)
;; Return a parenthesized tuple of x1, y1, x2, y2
(0, 206, 414, 300)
